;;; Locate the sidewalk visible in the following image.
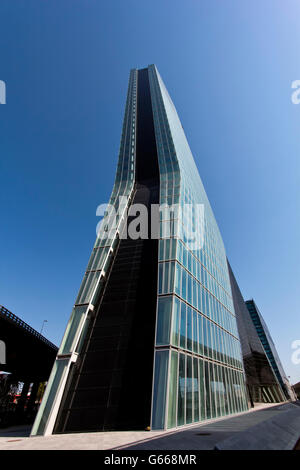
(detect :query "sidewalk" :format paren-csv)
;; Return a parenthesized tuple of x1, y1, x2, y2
(0, 402, 297, 450)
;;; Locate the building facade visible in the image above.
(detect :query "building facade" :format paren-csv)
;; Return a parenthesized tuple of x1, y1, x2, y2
(293, 382, 300, 399)
(227, 264, 287, 404)
(32, 65, 248, 436)
(245, 300, 294, 401)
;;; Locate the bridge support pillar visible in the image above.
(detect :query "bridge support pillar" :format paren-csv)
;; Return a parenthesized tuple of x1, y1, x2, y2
(26, 381, 40, 418)
(16, 381, 30, 419)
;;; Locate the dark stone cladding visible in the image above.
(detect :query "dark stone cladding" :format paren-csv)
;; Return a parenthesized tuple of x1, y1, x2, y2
(53, 68, 160, 432)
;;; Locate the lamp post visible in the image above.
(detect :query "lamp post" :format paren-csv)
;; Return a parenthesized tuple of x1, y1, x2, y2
(40, 320, 48, 335)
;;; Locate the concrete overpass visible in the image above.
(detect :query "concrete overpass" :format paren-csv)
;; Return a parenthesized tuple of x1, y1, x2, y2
(0, 305, 58, 426)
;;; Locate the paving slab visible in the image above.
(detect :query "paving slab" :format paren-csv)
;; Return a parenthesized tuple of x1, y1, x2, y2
(215, 403, 300, 450)
(0, 403, 296, 450)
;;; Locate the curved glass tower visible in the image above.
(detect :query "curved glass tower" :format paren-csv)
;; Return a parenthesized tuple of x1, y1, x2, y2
(32, 65, 248, 436)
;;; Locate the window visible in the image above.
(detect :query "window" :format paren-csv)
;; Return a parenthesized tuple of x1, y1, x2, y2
(193, 357, 199, 422)
(193, 310, 198, 354)
(167, 351, 178, 429)
(181, 268, 187, 300)
(177, 354, 186, 426)
(180, 303, 187, 350)
(156, 296, 172, 345)
(187, 307, 193, 352)
(204, 361, 211, 419)
(152, 351, 169, 429)
(186, 355, 193, 424)
(171, 297, 180, 347)
(175, 263, 181, 296)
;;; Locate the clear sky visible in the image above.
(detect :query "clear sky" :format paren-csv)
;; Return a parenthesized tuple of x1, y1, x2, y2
(0, 1, 299, 384)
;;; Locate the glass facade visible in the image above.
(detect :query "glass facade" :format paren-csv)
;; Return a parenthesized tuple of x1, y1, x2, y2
(32, 65, 248, 436)
(245, 300, 293, 401)
(228, 262, 287, 404)
(148, 65, 248, 429)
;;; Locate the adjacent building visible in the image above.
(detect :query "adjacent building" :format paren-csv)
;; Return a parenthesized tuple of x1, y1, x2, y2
(227, 264, 288, 404)
(32, 65, 250, 436)
(293, 382, 300, 399)
(245, 300, 295, 401)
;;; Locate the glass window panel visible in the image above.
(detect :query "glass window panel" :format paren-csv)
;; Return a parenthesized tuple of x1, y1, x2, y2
(218, 327, 223, 363)
(218, 366, 226, 416)
(171, 238, 176, 259)
(207, 321, 213, 359)
(201, 288, 205, 315)
(209, 363, 217, 419)
(188, 250, 192, 273)
(180, 303, 186, 350)
(192, 256, 196, 278)
(232, 368, 239, 413)
(169, 261, 175, 293)
(31, 358, 69, 436)
(167, 351, 178, 429)
(158, 263, 163, 294)
(209, 322, 215, 359)
(193, 357, 199, 422)
(222, 366, 229, 415)
(221, 329, 226, 364)
(225, 367, 233, 414)
(159, 240, 164, 261)
(233, 370, 242, 413)
(59, 305, 88, 355)
(204, 361, 211, 420)
(163, 262, 169, 294)
(198, 284, 202, 312)
(206, 292, 211, 319)
(187, 307, 193, 351)
(175, 262, 181, 296)
(199, 359, 206, 420)
(177, 354, 186, 426)
(178, 241, 183, 264)
(210, 296, 215, 323)
(193, 310, 198, 354)
(193, 279, 197, 310)
(156, 296, 172, 345)
(186, 355, 193, 424)
(152, 350, 169, 430)
(171, 297, 180, 347)
(230, 368, 238, 414)
(165, 239, 170, 260)
(182, 247, 187, 268)
(187, 274, 192, 304)
(198, 314, 203, 356)
(181, 268, 187, 300)
(202, 316, 208, 357)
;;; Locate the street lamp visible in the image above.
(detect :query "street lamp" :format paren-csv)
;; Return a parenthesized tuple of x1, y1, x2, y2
(40, 320, 48, 335)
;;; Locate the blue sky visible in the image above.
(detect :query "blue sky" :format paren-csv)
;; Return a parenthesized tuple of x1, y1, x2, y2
(0, 1, 299, 383)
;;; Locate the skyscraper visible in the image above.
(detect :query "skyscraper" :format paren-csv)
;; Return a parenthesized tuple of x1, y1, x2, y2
(245, 300, 294, 401)
(227, 262, 287, 404)
(31, 65, 248, 436)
